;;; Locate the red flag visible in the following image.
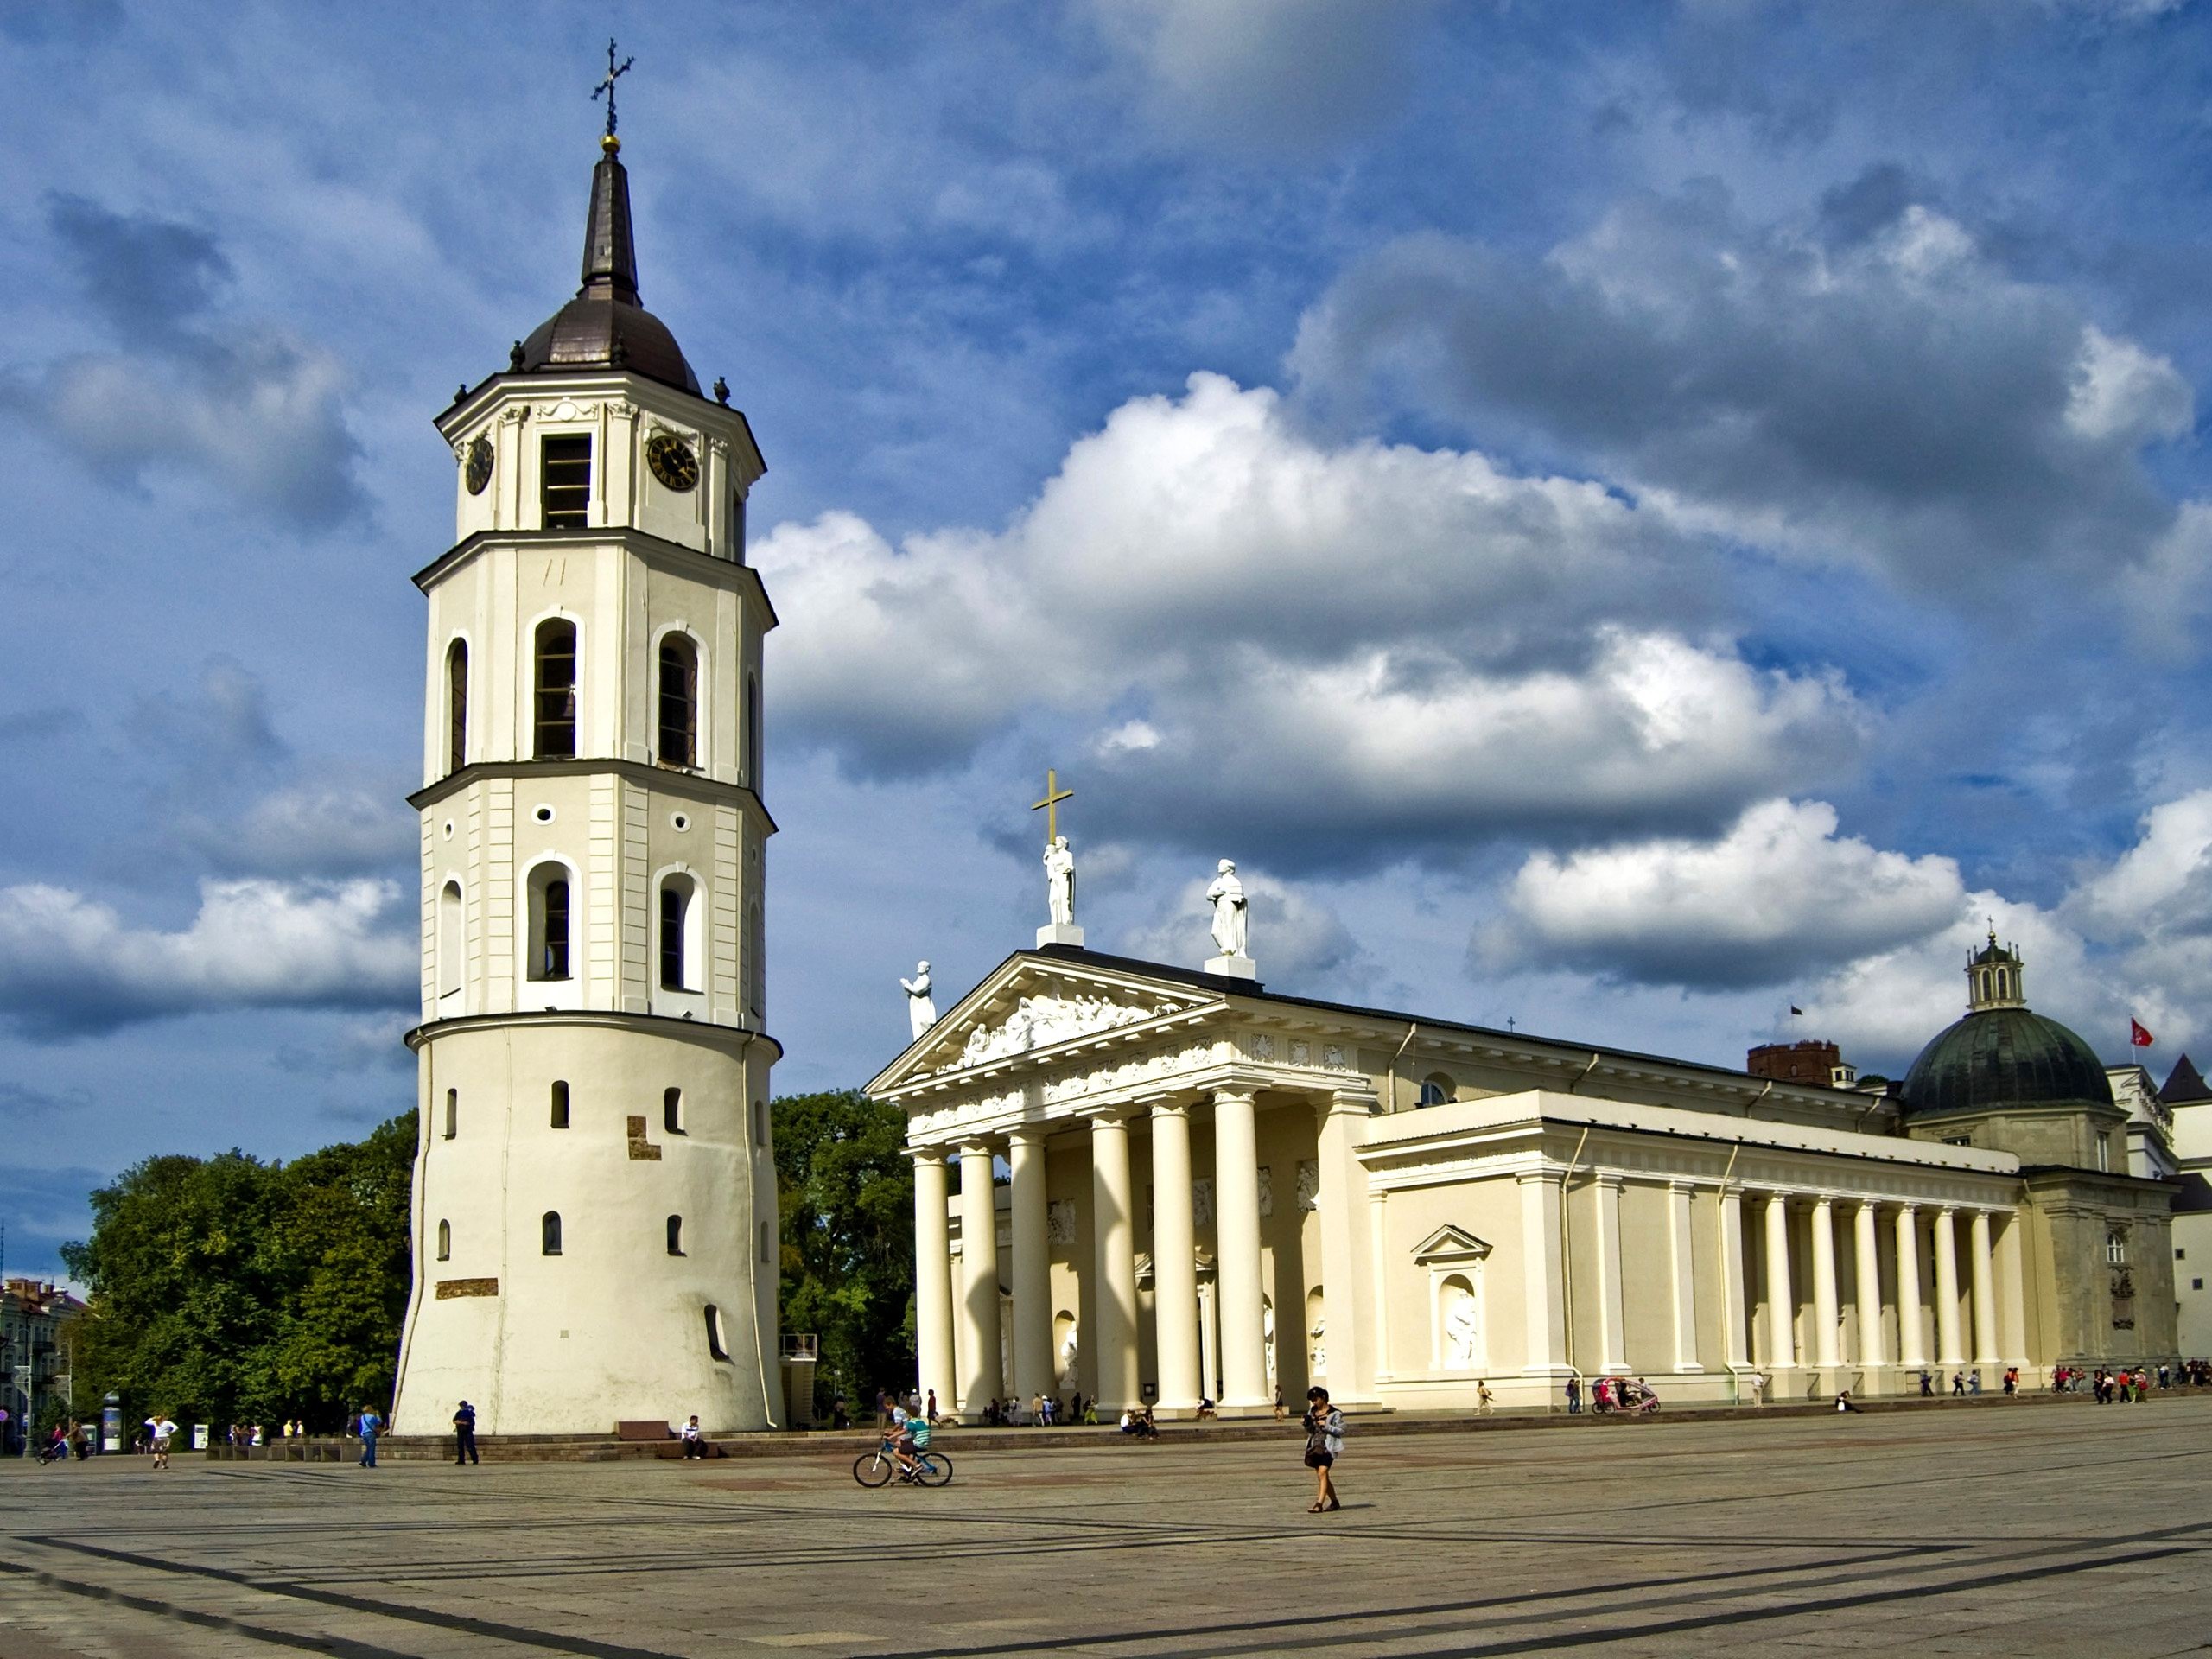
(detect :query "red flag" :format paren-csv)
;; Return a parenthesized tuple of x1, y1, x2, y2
(2131, 1018, 2154, 1048)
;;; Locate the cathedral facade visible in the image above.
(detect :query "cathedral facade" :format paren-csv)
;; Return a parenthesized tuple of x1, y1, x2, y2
(871, 934, 2177, 1418)
(391, 130, 781, 1434)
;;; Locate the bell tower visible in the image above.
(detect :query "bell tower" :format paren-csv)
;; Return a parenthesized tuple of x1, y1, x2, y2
(391, 103, 781, 1434)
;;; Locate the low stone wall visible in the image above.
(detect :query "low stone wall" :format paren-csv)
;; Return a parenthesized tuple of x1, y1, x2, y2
(198, 1386, 2165, 1464)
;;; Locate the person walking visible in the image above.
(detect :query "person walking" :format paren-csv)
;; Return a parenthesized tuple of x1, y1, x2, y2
(1301, 1386, 1344, 1513)
(453, 1400, 479, 1465)
(1747, 1370, 1767, 1407)
(680, 1415, 707, 1459)
(1951, 1371, 1966, 1397)
(149, 1414, 177, 1471)
(1476, 1380, 1494, 1417)
(357, 1404, 382, 1468)
(1565, 1375, 1581, 1414)
(1919, 1370, 1934, 1397)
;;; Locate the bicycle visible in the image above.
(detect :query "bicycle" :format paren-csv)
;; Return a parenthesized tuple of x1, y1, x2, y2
(853, 1436, 954, 1487)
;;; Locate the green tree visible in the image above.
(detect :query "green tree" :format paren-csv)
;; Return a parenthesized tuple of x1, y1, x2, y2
(772, 1090, 915, 1406)
(60, 1115, 415, 1436)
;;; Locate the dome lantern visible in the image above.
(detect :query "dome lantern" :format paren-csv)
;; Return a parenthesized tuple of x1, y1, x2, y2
(1966, 926, 2026, 1013)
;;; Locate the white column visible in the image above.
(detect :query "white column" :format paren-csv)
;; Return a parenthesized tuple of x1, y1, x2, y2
(1896, 1205, 1927, 1369)
(1810, 1198, 1842, 1373)
(1314, 1091, 1376, 1402)
(957, 1139, 1003, 1417)
(1090, 1112, 1141, 1411)
(1147, 1103, 1201, 1415)
(1369, 1187, 1394, 1381)
(1764, 1191, 1796, 1371)
(1594, 1174, 1629, 1374)
(1933, 1207, 1965, 1368)
(1719, 1185, 1749, 1368)
(1853, 1201, 1885, 1370)
(1517, 1168, 1568, 1376)
(1007, 1128, 1054, 1405)
(1969, 1209, 1999, 1366)
(1211, 1090, 1270, 1409)
(912, 1150, 956, 1412)
(1998, 1210, 2029, 1363)
(1667, 1180, 1701, 1372)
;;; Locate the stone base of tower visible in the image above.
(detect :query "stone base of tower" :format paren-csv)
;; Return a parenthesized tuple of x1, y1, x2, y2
(391, 1012, 782, 1437)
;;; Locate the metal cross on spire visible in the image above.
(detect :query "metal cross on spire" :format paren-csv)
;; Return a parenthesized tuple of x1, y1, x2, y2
(592, 38, 635, 141)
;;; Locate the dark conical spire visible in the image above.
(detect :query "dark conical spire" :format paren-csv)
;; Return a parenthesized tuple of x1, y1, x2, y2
(581, 136, 641, 304)
(508, 133, 700, 395)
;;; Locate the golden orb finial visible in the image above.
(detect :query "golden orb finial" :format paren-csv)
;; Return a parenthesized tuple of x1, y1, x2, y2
(601, 131, 620, 156)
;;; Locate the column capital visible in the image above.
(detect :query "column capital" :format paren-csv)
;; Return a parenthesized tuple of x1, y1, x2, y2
(1516, 1166, 1564, 1188)
(1146, 1100, 1191, 1122)
(1319, 1088, 1379, 1119)
(1810, 1192, 1836, 1211)
(1594, 1171, 1627, 1192)
(1006, 1124, 1049, 1149)
(957, 1134, 1000, 1157)
(1210, 1087, 1257, 1109)
(911, 1146, 950, 1169)
(1087, 1106, 1135, 1132)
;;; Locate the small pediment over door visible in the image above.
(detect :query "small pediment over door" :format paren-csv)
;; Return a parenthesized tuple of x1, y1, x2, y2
(1412, 1224, 1492, 1267)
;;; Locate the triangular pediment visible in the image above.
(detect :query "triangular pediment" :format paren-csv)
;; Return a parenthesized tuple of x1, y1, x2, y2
(1412, 1224, 1492, 1265)
(868, 950, 1226, 1095)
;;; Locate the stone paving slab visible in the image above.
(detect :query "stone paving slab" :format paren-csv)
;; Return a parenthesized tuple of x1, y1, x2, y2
(3, 1398, 2208, 1656)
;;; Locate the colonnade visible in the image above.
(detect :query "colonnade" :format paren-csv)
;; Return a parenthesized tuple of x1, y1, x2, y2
(1725, 1189, 2022, 1376)
(912, 1088, 1326, 1419)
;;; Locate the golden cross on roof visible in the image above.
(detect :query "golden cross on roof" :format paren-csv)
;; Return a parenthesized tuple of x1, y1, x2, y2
(1031, 768, 1073, 846)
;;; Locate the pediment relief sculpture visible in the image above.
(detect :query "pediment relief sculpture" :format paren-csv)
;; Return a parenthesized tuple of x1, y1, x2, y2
(934, 990, 1171, 1073)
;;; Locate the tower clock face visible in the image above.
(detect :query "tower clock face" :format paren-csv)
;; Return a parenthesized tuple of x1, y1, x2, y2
(646, 433, 699, 492)
(463, 435, 493, 496)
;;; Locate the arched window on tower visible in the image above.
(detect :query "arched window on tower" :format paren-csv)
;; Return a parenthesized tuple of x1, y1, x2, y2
(542, 1211, 563, 1256)
(437, 880, 463, 1006)
(445, 639, 468, 773)
(540, 434, 591, 528)
(745, 672, 760, 790)
(658, 874, 702, 993)
(667, 1215, 684, 1256)
(658, 635, 698, 768)
(443, 1088, 457, 1140)
(527, 873, 573, 982)
(534, 620, 578, 759)
(747, 899, 764, 1020)
(550, 1080, 570, 1129)
(1995, 968, 2009, 999)
(704, 1304, 729, 1360)
(664, 1086, 684, 1135)
(436, 1219, 451, 1261)
(1418, 1073, 1454, 1108)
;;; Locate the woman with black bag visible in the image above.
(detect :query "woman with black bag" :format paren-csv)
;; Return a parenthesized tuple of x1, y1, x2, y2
(1301, 1385, 1344, 1513)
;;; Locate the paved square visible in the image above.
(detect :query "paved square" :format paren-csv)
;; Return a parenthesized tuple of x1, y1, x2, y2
(3, 1400, 2208, 1656)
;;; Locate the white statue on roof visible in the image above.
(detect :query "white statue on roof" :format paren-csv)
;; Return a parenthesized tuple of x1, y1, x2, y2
(1207, 859, 1249, 957)
(899, 961, 937, 1040)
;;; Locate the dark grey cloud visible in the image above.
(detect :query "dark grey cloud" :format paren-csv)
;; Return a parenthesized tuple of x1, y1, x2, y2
(1290, 179, 2196, 609)
(1086, 0, 1445, 156)
(0, 196, 368, 527)
(0, 1080, 93, 1119)
(47, 191, 233, 345)
(0, 1161, 105, 1281)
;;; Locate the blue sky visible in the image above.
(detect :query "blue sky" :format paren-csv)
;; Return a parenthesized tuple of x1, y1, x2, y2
(5, 0, 2212, 1280)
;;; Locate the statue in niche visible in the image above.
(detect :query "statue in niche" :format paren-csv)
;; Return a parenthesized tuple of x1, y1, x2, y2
(899, 961, 936, 1040)
(1294, 1160, 1319, 1213)
(1046, 1198, 1077, 1248)
(1257, 1165, 1274, 1219)
(1309, 1315, 1326, 1376)
(1442, 1283, 1479, 1368)
(1262, 1300, 1277, 1392)
(1058, 1325, 1080, 1390)
(1207, 859, 1249, 957)
(1192, 1178, 1215, 1230)
(1044, 836, 1076, 925)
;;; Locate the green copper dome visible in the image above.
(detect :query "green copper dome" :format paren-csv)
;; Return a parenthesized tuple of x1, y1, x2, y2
(1899, 1007, 2113, 1119)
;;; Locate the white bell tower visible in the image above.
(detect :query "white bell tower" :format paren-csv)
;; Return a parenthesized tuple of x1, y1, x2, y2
(391, 115, 781, 1434)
